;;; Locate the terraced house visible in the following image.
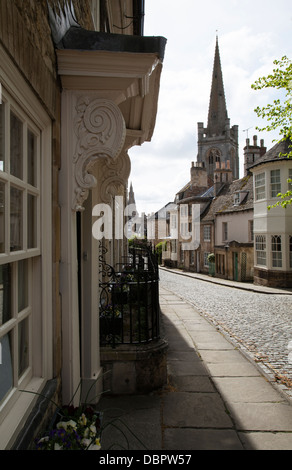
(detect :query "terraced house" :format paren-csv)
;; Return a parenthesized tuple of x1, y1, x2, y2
(0, 0, 166, 449)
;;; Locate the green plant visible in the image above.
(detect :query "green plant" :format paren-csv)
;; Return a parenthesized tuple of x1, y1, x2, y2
(35, 405, 101, 450)
(100, 304, 122, 318)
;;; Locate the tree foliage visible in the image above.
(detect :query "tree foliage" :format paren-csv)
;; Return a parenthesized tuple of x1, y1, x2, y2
(251, 56, 292, 208)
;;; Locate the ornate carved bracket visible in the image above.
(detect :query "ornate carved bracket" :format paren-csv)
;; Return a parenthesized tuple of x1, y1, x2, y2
(73, 97, 126, 211)
(99, 151, 131, 204)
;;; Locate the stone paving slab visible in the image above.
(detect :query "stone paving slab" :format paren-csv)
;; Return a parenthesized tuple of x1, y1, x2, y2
(212, 376, 285, 403)
(163, 391, 234, 429)
(238, 432, 292, 450)
(167, 359, 209, 376)
(228, 402, 292, 432)
(199, 349, 253, 364)
(164, 428, 244, 450)
(207, 361, 262, 377)
(168, 374, 216, 393)
(98, 394, 162, 450)
(188, 331, 235, 350)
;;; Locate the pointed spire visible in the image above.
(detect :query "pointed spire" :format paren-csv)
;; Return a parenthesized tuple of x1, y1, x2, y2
(207, 36, 228, 136)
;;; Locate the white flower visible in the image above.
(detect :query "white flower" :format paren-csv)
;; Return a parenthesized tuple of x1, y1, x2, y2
(54, 443, 63, 450)
(88, 438, 101, 450)
(79, 413, 87, 426)
(89, 424, 96, 436)
(37, 436, 49, 444)
(56, 419, 77, 431)
(81, 438, 91, 448)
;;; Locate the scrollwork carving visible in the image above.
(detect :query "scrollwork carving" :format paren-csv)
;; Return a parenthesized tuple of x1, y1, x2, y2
(99, 151, 131, 204)
(73, 97, 126, 211)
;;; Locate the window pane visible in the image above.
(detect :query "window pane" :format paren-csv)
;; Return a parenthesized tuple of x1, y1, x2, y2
(0, 103, 5, 172)
(10, 186, 23, 251)
(27, 130, 36, 186)
(271, 235, 282, 267)
(18, 260, 28, 312)
(255, 173, 265, 200)
(0, 333, 13, 403)
(18, 318, 29, 378)
(27, 194, 37, 249)
(255, 235, 266, 266)
(271, 169, 281, 198)
(10, 112, 23, 180)
(0, 264, 11, 326)
(0, 181, 4, 253)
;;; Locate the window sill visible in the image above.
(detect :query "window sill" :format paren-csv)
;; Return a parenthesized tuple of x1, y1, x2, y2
(0, 376, 48, 450)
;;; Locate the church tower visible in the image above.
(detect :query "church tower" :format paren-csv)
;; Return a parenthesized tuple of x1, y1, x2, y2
(197, 37, 239, 181)
(127, 182, 137, 216)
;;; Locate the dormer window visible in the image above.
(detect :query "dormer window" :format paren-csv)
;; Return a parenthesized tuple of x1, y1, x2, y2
(234, 192, 240, 205)
(234, 191, 248, 205)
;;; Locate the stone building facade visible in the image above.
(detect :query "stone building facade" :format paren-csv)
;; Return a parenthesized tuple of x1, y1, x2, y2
(0, 0, 166, 449)
(250, 139, 292, 288)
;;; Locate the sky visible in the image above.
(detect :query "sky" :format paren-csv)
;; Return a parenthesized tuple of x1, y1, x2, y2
(128, 0, 292, 216)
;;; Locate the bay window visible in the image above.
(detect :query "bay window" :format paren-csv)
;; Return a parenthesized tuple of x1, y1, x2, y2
(0, 93, 41, 408)
(271, 235, 282, 268)
(270, 169, 281, 198)
(0, 62, 52, 448)
(255, 172, 265, 200)
(255, 235, 266, 266)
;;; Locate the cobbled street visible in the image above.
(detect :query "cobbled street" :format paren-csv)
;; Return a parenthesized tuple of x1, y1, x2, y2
(159, 268, 292, 395)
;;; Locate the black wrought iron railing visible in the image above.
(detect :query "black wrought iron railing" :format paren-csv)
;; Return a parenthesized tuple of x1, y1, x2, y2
(99, 240, 160, 348)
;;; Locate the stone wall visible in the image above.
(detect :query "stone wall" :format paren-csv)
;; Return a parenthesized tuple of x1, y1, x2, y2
(254, 267, 292, 288)
(101, 340, 168, 394)
(0, 0, 94, 447)
(0, 0, 93, 117)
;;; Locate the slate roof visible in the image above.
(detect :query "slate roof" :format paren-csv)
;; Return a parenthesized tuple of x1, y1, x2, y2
(249, 138, 292, 169)
(202, 174, 253, 222)
(176, 176, 214, 201)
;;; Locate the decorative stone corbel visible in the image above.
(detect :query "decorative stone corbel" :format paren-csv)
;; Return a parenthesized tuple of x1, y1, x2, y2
(73, 96, 126, 211)
(98, 151, 131, 205)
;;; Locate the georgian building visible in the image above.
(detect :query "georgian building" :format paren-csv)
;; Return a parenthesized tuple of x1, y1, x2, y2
(0, 0, 166, 449)
(249, 139, 292, 288)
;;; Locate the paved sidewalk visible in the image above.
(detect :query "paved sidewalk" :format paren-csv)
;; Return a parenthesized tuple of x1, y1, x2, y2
(98, 286, 292, 450)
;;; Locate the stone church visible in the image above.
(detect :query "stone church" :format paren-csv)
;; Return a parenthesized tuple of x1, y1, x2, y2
(197, 36, 239, 181)
(173, 37, 241, 273)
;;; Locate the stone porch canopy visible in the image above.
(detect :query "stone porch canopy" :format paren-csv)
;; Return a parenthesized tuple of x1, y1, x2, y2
(49, 3, 166, 147)
(49, 3, 166, 210)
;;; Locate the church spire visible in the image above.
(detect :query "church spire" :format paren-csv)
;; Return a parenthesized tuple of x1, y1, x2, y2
(207, 36, 228, 136)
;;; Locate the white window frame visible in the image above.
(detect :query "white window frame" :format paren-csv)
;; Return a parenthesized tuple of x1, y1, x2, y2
(271, 235, 282, 268)
(255, 235, 266, 266)
(203, 225, 211, 242)
(0, 46, 52, 449)
(270, 169, 281, 198)
(255, 172, 266, 200)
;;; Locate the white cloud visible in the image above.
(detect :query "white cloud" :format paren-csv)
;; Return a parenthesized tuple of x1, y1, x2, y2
(129, 0, 292, 215)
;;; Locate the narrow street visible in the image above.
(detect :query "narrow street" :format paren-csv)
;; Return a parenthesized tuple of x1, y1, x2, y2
(159, 268, 292, 396)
